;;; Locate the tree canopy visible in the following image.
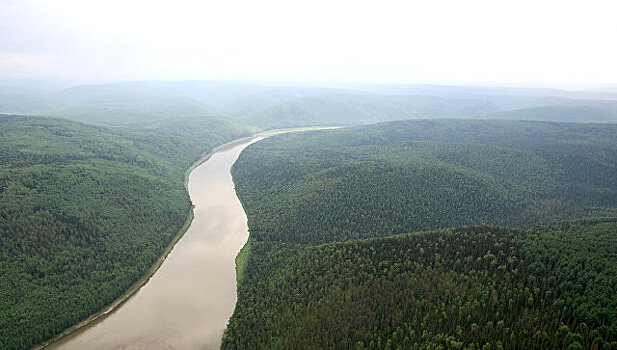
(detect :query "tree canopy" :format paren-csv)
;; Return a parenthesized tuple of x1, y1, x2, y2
(224, 120, 617, 349)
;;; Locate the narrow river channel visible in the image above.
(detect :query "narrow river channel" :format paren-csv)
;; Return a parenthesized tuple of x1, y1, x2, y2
(47, 137, 262, 350)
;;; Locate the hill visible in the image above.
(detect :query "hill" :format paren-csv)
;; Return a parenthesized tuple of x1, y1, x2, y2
(0, 115, 254, 349)
(223, 120, 617, 349)
(483, 105, 617, 123)
(231, 120, 617, 244)
(239, 94, 498, 128)
(4, 81, 617, 128)
(225, 223, 617, 349)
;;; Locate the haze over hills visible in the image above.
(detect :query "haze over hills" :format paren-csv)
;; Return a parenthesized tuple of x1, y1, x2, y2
(2, 80, 617, 129)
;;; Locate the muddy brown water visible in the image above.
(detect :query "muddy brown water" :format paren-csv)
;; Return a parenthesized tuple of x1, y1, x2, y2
(47, 138, 261, 350)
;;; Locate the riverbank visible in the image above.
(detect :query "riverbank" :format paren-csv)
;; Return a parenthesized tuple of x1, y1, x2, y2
(33, 135, 258, 350)
(35, 126, 341, 349)
(230, 125, 343, 276)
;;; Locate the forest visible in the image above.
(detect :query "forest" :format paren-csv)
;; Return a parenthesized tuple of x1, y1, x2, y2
(224, 120, 617, 349)
(0, 115, 253, 349)
(225, 223, 617, 349)
(3, 0, 617, 346)
(2, 82, 617, 349)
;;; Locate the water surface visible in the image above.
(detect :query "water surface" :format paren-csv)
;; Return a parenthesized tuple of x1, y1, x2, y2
(48, 138, 261, 350)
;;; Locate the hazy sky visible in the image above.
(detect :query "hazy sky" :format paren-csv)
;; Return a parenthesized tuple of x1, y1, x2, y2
(1, 0, 616, 88)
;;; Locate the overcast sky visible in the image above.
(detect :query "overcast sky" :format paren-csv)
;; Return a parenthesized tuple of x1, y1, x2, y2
(1, 0, 616, 88)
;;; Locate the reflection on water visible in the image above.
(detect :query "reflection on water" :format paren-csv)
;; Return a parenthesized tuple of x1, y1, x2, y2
(48, 138, 261, 350)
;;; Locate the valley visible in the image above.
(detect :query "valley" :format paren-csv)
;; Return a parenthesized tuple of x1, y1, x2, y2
(1, 83, 617, 349)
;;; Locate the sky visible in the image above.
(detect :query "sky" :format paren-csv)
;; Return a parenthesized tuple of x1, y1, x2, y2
(1, 0, 617, 88)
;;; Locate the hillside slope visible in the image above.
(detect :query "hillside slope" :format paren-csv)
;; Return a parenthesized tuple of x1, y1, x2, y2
(224, 120, 617, 349)
(232, 120, 617, 244)
(0, 115, 253, 349)
(483, 105, 617, 123)
(225, 223, 617, 349)
(239, 94, 498, 128)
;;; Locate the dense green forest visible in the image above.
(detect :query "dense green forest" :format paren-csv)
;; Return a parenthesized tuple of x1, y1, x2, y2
(3, 80, 617, 349)
(0, 115, 254, 349)
(224, 120, 617, 349)
(225, 223, 617, 349)
(231, 120, 617, 244)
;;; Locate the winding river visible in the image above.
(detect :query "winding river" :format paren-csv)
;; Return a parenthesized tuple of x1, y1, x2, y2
(47, 137, 262, 350)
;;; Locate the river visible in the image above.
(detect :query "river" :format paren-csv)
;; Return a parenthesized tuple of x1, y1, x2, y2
(47, 137, 262, 350)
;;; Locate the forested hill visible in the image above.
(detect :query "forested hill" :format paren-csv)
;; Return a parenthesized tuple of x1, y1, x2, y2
(232, 120, 617, 244)
(236, 94, 498, 128)
(226, 223, 617, 349)
(224, 119, 617, 349)
(0, 115, 254, 349)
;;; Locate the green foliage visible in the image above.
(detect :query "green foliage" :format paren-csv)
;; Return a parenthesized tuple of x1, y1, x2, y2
(0, 115, 253, 349)
(232, 120, 617, 245)
(224, 120, 617, 349)
(235, 239, 251, 286)
(224, 224, 617, 349)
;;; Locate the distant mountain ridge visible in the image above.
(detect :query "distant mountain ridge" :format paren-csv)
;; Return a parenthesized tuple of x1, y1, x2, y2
(1, 80, 617, 128)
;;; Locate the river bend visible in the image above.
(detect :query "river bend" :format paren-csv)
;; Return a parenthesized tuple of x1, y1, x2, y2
(48, 137, 260, 350)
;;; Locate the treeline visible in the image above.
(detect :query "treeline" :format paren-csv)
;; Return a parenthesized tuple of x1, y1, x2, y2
(224, 120, 617, 349)
(0, 115, 253, 349)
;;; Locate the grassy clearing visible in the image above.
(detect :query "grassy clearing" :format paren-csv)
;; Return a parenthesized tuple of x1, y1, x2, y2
(235, 239, 252, 286)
